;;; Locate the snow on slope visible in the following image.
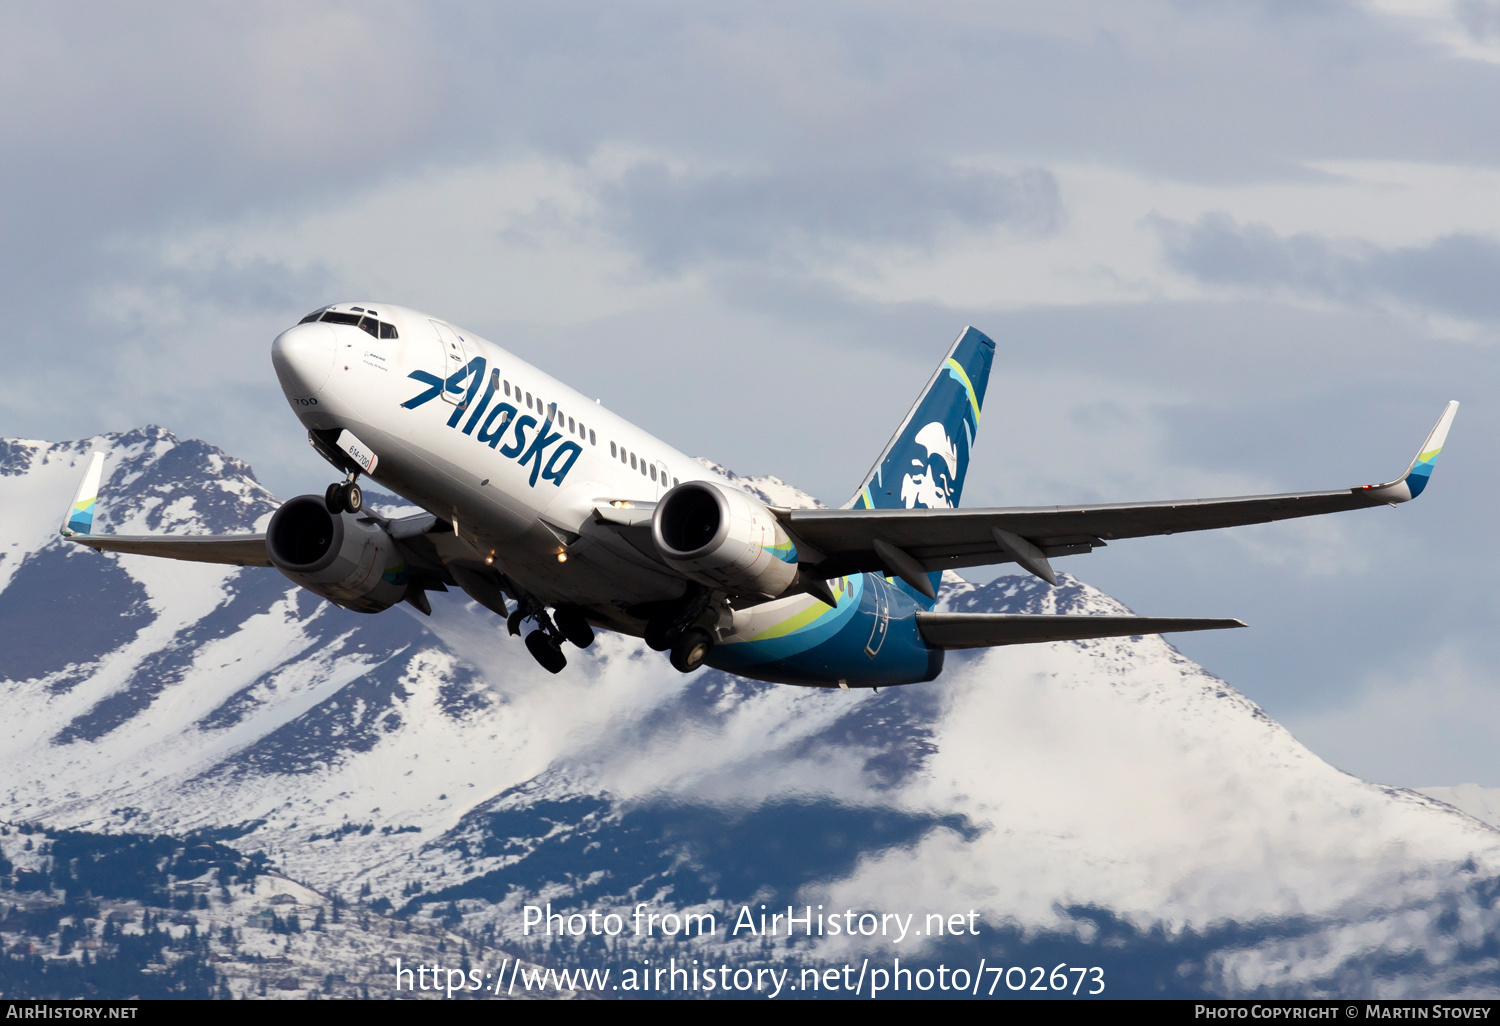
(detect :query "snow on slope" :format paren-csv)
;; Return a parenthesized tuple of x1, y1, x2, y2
(0, 428, 1498, 997)
(1420, 785, 1500, 830)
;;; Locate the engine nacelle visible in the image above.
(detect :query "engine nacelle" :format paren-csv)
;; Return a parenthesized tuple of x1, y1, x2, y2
(652, 481, 799, 597)
(266, 495, 408, 613)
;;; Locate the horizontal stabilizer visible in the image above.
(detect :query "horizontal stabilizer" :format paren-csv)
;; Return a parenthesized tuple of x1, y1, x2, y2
(69, 533, 271, 567)
(914, 612, 1244, 650)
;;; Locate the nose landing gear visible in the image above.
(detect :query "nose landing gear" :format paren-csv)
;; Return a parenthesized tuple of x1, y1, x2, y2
(324, 473, 363, 515)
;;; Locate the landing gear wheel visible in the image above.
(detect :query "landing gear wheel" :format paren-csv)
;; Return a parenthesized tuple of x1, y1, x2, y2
(525, 629, 567, 673)
(553, 607, 595, 649)
(324, 481, 362, 514)
(644, 615, 675, 652)
(669, 628, 713, 674)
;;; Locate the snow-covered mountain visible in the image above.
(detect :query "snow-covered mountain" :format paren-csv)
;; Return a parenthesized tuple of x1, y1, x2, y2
(1, 427, 1498, 999)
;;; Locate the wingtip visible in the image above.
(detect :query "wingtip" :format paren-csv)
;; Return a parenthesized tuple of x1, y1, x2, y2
(1362, 401, 1459, 504)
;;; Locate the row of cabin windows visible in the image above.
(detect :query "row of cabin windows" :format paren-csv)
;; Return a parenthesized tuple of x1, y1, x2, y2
(610, 441, 679, 487)
(489, 371, 598, 447)
(299, 307, 399, 339)
(488, 373, 676, 487)
(495, 374, 679, 486)
(290, 320, 678, 487)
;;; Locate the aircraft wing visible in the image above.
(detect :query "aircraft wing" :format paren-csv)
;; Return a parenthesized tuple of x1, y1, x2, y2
(54, 450, 271, 566)
(915, 612, 1245, 649)
(784, 402, 1459, 590)
(69, 533, 272, 567)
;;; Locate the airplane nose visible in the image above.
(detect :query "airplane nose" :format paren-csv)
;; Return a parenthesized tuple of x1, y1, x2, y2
(271, 322, 336, 398)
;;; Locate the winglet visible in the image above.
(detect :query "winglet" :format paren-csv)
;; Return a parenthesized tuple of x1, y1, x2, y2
(60, 452, 106, 537)
(1364, 401, 1458, 504)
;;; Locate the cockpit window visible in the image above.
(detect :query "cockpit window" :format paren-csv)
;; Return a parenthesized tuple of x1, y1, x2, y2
(298, 308, 328, 324)
(319, 310, 398, 338)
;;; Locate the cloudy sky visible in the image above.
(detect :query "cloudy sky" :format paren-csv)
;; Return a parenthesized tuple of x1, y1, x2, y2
(3, 0, 1498, 788)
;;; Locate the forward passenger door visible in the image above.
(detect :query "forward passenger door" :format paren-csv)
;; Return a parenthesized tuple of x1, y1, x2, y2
(431, 320, 468, 406)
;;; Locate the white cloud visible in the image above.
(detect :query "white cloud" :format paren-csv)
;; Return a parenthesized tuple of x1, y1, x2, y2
(1365, 0, 1500, 64)
(1285, 639, 1500, 786)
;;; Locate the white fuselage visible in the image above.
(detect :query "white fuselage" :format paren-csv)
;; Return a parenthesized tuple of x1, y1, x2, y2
(272, 302, 733, 631)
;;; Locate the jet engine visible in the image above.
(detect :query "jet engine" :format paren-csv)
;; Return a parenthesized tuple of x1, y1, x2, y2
(266, 495, 409, 613)
(652, 481, 799, 597)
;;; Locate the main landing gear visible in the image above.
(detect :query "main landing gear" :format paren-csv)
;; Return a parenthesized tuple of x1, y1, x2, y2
(512, 599, 596, 675)
(669, 628, 713, 674)
(325, 473, 363, 515)
(644, 592, 720, 674)
(524, 628, 567, 674)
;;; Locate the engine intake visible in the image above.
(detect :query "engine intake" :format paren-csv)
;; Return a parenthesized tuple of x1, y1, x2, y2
(266, 495, 408, 613)
(652, 481, 798, 597)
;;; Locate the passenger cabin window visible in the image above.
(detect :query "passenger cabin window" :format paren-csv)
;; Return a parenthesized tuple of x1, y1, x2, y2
(610, 442, 617, 457)
(589, 430, 596, 445)
(640, 460, 647, 476)
(568, 416, 575, 432)
(630, 453, 637, 469)
(650, 466, 657, 481)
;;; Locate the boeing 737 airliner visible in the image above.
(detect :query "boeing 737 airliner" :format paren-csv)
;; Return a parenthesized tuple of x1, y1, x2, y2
(59, 304, 1458, 687)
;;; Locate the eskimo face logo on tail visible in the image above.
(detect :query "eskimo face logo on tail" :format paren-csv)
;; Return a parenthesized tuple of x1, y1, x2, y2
(901, 421, 957, 509)
(402, 358, 582, 488)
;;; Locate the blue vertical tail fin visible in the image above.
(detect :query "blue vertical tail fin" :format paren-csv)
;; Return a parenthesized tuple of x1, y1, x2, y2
(848, 326, 994, 513)
(846, 327, 994, 608)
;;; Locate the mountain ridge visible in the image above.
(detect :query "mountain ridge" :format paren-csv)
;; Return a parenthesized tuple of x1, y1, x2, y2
(0, 426, 1496, 998)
